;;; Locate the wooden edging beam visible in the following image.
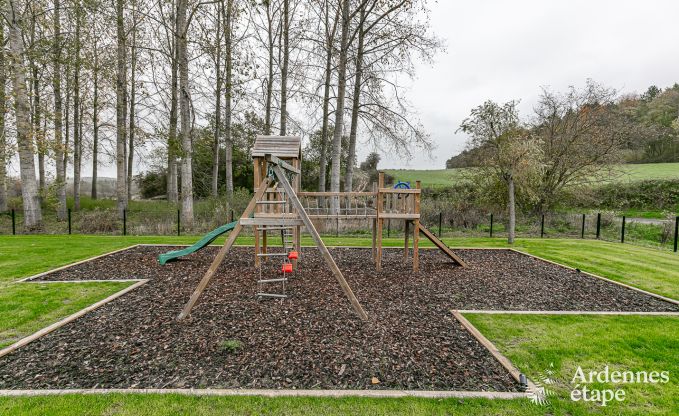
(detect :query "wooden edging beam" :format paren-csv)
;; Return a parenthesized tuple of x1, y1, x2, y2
(451, 310, 536, 392)
(0, 280, 148, 359)
(457, 309, 679, 316)
(0, 388, 527, 399)
(15, 244, 142, 282)
(509, 249, 679, 306)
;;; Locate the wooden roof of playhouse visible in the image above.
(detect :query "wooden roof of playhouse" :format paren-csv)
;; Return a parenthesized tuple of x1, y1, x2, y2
(252, 135, 301, 159)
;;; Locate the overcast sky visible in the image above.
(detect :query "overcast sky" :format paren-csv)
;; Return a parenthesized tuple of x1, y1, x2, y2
(377, 0, 679, 169)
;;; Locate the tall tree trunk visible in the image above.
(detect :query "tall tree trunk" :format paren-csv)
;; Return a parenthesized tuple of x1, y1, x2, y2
(263, 4, 274, 135)
(91, 38, 99, 199)
(177, 0, 193, 227)
(330, 0, 351, 206)
(211, 2, 222, 198)
(29, 14, 44, 195)
(33, 66, 44, 194)
(223, 0, 233, 199)
(116, 0, 128, 217)
(128, 14, 137, 202)
(507, 175, 515, 244)
(53, 0, 67, 221)
(279, 0, 289, 135)
(5, 0, 42, 227)
(318, 0, 339, 192)
(73, 1, 82, 210)
(167, 2, 179, 204)
(64, 68, 70, 176)
(0, 16, 7, 212)
(345, 5, 366, 192)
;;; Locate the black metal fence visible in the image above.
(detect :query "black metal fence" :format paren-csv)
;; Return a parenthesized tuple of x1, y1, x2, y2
(1, 208, 678, 253)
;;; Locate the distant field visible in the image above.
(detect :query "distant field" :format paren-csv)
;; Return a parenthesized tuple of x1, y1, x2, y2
(385, 163, 679, 188)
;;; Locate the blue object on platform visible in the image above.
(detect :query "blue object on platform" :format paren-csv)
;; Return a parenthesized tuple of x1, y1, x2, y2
(158, 221, 238, 265)
(393, 181, 411, 189)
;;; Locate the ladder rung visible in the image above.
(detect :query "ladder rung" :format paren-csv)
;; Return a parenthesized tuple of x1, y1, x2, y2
(257, 227, 294, 231)
(257, 293, 288, 298)
(257, 253, 289, 257)
(258, 278, 288, 283)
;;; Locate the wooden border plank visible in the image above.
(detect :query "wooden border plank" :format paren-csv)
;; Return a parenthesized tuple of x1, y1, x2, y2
(451, 310, 535, 391)
(15, 244, 142, 282)
(458, 309, 679, 316)
(0, 388, 527, 399)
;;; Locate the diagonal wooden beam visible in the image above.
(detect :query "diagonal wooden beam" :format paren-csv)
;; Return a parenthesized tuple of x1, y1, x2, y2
(177, 177, 272, 320)
(418, 223, 467, 267)
(271, 164, 369, 321)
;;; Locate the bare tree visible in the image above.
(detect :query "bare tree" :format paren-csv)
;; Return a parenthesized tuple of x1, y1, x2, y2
(91, 33, 99, 199)
(532, 81, 629, 212)
(4, 0, 42, 227)
(115, 0, 128, 217)
(329, 0, 350, 203)
(51, 0, 67, 220)
(222, 0, 234, 198)
(0, 13, 7, 212)
(316, 0, 339, 191)
(177, 0, 193, 226)
(127, 0, 138, 201)
(73, 0, 82, 210)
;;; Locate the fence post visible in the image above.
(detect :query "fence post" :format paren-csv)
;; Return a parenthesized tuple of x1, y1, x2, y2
(621, 216, 626, 243)
(231, 209, 234, 223)
(177, 209, 181, 236)
(581, 214, 585, 239)
(596, 213, 601, 239)
(674, 216, 678, 253)
(11, 209, 16, 235)
(490, 214, 494, 237)
(438, 212, 442, 237)
(540, 214, 545, 238)
(68, 208, 72, 235)
(387, 220, 391, 238)
(123, 209, 127, 236)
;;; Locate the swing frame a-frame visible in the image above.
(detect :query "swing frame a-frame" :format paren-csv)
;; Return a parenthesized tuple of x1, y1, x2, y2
(177, 135, 466, 322)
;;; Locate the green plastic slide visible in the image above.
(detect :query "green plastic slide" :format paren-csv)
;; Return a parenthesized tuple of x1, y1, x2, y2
(158, 221, 238, 265)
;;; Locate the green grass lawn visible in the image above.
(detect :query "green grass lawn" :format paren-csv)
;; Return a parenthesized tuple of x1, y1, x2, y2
(466, 314, 679, 415)
(385, 163, 679, 189)
(1, 235, 678, 415)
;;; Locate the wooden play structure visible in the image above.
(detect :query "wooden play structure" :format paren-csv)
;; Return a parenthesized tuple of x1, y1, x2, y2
(177, 135, 466, 321)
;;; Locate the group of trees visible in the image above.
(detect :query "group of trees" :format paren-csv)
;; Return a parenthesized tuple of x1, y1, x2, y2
(0, 0, 440, 228)
(458, 80, 645, 243)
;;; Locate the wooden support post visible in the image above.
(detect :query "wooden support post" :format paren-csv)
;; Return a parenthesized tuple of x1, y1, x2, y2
(376, 172, 384, 271)
(177, 178, 272, 320)
(403, 220, 410, 260)
(254, 226, 260, 267)
(413, 180, 421, 272)
(272, 164, 368, 321)
(371, 217, 377, 260)
(262, 226, 268, 261)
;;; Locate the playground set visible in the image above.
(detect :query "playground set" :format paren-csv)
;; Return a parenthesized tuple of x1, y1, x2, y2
(160, 135, 466, 321)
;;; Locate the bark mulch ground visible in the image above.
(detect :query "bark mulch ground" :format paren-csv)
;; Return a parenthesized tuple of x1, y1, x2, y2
(1, 246, 676, 391)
